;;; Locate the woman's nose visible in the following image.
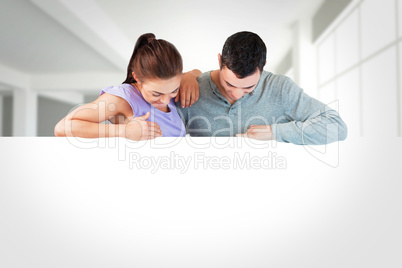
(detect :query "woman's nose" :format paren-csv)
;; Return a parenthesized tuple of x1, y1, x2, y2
(161, 94, 170, 105)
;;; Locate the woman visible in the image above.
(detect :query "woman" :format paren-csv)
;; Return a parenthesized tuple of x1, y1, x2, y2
(55, 33, 197, 140)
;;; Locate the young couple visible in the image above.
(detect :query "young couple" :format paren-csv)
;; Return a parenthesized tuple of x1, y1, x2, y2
(55, 31, 347, 145)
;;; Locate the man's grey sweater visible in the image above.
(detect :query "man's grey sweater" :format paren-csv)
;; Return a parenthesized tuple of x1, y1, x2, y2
(176, 71, 347, 145)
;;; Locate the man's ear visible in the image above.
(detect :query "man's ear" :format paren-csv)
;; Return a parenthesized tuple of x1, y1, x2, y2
(218, 54, 222, 69)
(264, 60, 267, 67)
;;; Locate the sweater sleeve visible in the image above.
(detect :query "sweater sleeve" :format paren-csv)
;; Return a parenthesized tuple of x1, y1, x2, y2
(270, 77, 348, 145)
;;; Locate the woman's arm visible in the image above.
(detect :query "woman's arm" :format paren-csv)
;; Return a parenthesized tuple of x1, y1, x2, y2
(176, 69, 202, 108)
(54, 93, 162, 140)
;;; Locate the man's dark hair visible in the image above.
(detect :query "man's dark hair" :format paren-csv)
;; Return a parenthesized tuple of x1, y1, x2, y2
(220, 31, 266, 78)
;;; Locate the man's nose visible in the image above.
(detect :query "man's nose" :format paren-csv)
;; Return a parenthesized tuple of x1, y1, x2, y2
(233, 89, 244, 99)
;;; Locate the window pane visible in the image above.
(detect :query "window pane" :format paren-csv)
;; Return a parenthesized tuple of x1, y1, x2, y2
(319, 81, 337, 111)
(361, 0, 396, 59)
(318, 34, 335, 85)
(336, 9, 359, 74)
(400, 42, 402, 136)
(361, 47, 398, 137)
(399, 0, 402, 38)
(337, 68, 360, 137)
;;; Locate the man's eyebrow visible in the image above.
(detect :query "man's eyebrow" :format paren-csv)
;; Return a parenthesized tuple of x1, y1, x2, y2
(153, 86, 180, 94)
(225, 80, 255, 89)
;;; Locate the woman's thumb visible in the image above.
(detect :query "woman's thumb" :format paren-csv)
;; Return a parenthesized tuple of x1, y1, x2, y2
(137, 111, 150, 121)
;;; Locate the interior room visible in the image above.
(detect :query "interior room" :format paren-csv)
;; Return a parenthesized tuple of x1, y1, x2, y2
(0, 0, 401, 267)
(3, 0, 399, 138)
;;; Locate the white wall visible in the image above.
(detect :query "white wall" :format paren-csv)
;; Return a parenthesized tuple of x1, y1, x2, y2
(2, 0, 398, 138)
(315, 0, 402, 138)
(0, 95, 3, 135)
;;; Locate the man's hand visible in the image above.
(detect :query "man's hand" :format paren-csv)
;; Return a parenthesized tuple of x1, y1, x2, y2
(122, 112, 162, 140)
(236, 125, 274, 140)
(175, 69, 201, 108)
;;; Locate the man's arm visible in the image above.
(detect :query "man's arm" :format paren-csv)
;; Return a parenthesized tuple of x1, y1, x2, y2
(271, 77, 348, 145)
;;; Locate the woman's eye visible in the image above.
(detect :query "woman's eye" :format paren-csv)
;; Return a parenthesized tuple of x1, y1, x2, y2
(153, 94, 161, 97)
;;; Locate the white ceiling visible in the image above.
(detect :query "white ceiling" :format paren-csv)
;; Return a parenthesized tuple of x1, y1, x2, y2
(0, 0, 119, 73)
(0, 0, 324, 76)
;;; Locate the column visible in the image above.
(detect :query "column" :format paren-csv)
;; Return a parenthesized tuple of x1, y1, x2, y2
(13, 88, 38, 136)
(292, 17, 317, 98)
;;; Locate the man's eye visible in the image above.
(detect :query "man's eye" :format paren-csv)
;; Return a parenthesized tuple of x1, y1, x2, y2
(171, 89, 179, 94)
(153, 94, 161, 97)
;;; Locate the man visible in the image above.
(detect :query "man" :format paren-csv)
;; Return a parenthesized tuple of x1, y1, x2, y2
(176, 31, 347, 145)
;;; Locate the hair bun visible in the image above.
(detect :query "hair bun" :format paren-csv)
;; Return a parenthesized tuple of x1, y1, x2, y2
(146, 33, 156, 43)
(137, 33, 156, 49)
(122, 32, 182, 84)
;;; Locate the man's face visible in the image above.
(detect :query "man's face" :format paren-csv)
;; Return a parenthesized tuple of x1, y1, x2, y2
(219, 66, 261, 102)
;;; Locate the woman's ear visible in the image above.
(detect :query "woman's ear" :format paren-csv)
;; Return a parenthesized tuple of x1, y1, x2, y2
(132, 72, 141, 86)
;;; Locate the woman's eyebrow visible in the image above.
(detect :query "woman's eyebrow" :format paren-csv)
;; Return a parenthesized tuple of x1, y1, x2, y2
(171, 86, 180, 93)
(153, 87, 180, 95)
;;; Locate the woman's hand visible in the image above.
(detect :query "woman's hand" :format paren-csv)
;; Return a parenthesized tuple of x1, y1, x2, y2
(175, 69, 202, 108)
(122, 112, 162, 140)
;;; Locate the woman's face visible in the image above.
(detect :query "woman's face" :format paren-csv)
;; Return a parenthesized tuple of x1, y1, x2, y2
(135, 74, 182, 111)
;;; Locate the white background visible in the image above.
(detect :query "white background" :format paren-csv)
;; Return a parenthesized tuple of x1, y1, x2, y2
(0, 137, 401, 267)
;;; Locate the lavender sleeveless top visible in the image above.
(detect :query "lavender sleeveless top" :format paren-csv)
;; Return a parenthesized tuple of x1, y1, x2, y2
(100, 83, 186, 137)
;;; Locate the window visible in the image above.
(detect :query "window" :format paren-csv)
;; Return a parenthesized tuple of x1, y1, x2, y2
(315, 0, 401, 137)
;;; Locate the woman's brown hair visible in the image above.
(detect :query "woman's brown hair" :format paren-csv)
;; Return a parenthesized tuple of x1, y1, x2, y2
(122, 33, 183, 84)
